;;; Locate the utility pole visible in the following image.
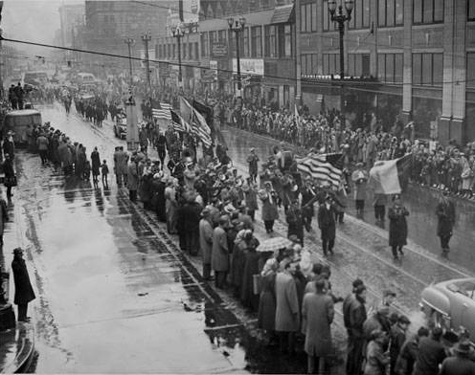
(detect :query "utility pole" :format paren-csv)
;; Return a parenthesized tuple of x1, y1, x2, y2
(123, 37, 139, 152)
(141, 32, 152, 94)
(124, 37, 135, 87)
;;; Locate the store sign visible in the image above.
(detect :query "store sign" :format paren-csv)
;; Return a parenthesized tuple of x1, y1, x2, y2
(211, 43, 228, 58)
(232, 59, 264, 76)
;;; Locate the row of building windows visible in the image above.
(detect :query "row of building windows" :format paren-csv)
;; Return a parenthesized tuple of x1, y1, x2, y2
(157, 42, 200, 61)
(303, 0, 458, 31)
(302, 52, 445, 87)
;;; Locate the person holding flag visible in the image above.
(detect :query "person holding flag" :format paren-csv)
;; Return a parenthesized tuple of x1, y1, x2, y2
(388, 194, 409, 260)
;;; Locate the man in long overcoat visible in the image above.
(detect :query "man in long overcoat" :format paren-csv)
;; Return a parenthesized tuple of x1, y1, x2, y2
(114, 146, 129, 186)
(0, 191, 8, 245)
(177, 192, 202, 256)
(388, 195, 409, 260)
(199, 207, 214, 281)
(302, 279, 335, 374)
(435, 191, 455, 254)
(275, 260, 300, 354)
(317, 195, 337, 256)
(127, 157, 139, 202)
(11, 248, 36, 322)
(212, 215, 230, 289)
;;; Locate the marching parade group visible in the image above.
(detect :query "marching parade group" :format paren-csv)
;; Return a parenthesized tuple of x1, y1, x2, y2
(1, 77, 473, 375)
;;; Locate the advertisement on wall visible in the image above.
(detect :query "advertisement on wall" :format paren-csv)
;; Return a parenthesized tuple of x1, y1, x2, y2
(167, 0, 200, 29)
(232, 59, 264, 76)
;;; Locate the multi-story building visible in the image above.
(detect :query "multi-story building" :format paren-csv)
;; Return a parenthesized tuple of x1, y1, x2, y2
(299, 0, 475, 145)
(156, 0, 297, 108)
(59, 3, 85, 48)
(83, 0, 172, 75)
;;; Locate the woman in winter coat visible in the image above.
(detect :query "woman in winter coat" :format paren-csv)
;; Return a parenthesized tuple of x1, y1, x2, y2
(258, 257, 279, 343)
(388, 195, 409, 260)
(363, 330, 390, 375)
(230, 229, 248, 298)
(240, 232, 261, 311)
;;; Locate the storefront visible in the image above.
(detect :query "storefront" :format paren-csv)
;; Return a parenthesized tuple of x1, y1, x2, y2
(412, 88, 442, 140)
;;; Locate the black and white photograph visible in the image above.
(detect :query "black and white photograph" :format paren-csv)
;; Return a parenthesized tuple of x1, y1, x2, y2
(0, 0, 475, 374)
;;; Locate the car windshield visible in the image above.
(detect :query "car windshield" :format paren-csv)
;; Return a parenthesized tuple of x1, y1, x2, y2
(448, 281, 475, 299)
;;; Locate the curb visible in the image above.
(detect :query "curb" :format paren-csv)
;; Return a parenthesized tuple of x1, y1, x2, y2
(0, 322, 35, 374)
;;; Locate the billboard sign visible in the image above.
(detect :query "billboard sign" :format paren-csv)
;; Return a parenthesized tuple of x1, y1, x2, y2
(232, 59, 264, 76)
(210, 42, 228, 58)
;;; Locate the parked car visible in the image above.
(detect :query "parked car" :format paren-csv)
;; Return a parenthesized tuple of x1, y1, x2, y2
(114, 115, 127, 140)
(420, 278, 475, 343)
(2, 109, 42, 147)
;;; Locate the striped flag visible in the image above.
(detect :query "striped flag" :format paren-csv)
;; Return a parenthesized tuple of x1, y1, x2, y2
(170, 109, 190, 133)
(180, 96, 212, 148)
(369, 154, 413, 195)
(152, 102, 172, 120)
(296, 153, 344, 189)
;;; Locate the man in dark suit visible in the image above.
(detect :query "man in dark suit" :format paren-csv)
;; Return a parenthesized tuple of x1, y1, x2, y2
(317, 195, 337, 256)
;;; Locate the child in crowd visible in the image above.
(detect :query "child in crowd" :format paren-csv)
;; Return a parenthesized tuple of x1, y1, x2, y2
(101, 160, 109, 188)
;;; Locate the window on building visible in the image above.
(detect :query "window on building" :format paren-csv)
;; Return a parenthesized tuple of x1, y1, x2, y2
(301, 53, 318, 75)
(467, 53, 475, 87)
(322, 54, 339, 75)
(348, 54, 370, 76)
(349, 0, 370, 29)
(414, 0, 443, 24)
(188, 43, 193, 60)
(412, 53, 443, 85)
(306, 4, 312, 32)
(378, 0, 404, 27)
(251, 26, 262, 57)
(284, 24, 292, 57)
(469, 0, 475, 21)
(322, 0, 337, 31)
(201, 33, 208, 57)
(243, 28, 250, 58)
(264, 25, 277, 57)
(378, 53, 403, 83)
(172, 44, 176, 60)
(301, 3, 317, 33)
(300, 4, 306, 32)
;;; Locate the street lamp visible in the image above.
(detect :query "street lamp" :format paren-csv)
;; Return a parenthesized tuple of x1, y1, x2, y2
(141, 32, 152, 93)
(124, 37, 135, 87)
(171, 23, 184, 87)
(327, 0, 353, 124)
(228, 17, 246, 97)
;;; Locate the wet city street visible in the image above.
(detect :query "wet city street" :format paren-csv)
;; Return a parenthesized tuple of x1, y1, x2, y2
(3, 102, 475, 373)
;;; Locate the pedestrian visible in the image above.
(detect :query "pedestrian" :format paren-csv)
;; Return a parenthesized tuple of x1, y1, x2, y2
(439, 340, 475, 375)
(199, 207, 214, 281)
(275, 259, 300, 355)
(412, 327, 446, 375)
(177, 190, 202, 256)
(91, 147, 101, 184)
(257, 257, 279, 345)
(352, 162, 369, 218)
(36, 132, 49, 165)
(240, 230, 261, 311)
(301, 177, 317, 232)
(435, 190, 456, 255)
(394, 327, 429, 375)
(301, 278, 335, 374)
(0, 190, 8, 246)
(346, 283, 368, 375)
(363, 329, 390, 375)
(3, 131, 16, 159)
(373, 193, 388, 225)
(285, 199, 304, 247)
(11, 248, 36, 322)
(2, 153, 16, 200)
(101, 160, 109, 188)
(389, 315, 411, 375)
(242, 181, 258, 221)
(388, 195, 409, 260)
(127, 156, 139, 202)
(259, 182, 279, 233)
(155, 131, 167, 168)
(317, 195, 337, 256)
(212, 215, 230, 289)
(247, 148, 259, 183)
(114, 146, 128, 187)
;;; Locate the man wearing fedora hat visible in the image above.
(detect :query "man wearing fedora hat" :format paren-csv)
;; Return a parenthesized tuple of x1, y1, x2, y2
(247, 148, 259, 183)
(199, 207, 214, 281)
(11, 248, 36, 322)
(439, 340, 475, 375)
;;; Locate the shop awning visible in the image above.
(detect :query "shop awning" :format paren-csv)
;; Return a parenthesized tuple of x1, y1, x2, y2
(271, 4, 294, 24)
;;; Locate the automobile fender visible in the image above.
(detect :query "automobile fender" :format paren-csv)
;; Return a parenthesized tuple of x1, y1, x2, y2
(421, 285, 451, 317)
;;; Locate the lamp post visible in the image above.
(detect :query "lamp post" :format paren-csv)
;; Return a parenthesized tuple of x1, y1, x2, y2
(327, 0, 353, 124)
(124, 37, 135, 87)
(228, 17, 246, 98)
(141, 32, 152, 93)
(171, 23, 184, 88)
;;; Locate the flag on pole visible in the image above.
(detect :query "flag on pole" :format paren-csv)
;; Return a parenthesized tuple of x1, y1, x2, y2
(170, 109, 190, 133)
(152, 102, 172, 120)
(180, 96, 212, 148)
(296, 153, 344, 189)
(368, 154, 413, 195)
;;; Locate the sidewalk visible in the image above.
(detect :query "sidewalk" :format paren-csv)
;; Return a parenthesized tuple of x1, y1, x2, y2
(0, 184, 36, 373)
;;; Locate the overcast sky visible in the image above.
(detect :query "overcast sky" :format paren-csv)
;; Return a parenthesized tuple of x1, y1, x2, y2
(2, 0, 63, 56)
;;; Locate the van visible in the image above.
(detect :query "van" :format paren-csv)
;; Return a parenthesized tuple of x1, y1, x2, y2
(77, 73, 96, 84)
(3, 109, 42, 146)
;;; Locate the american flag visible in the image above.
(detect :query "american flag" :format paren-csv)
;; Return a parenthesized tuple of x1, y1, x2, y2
(170, 109, 190, 133)
(152, 102, 172, 120)
(179, 97, 212, 148)
(296, 153, 344, 189)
